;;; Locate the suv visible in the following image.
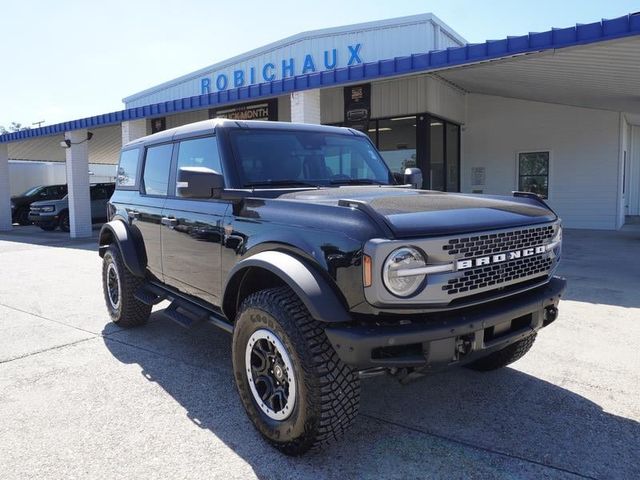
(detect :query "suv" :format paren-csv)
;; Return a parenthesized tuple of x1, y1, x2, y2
(30, 183, 115, 231)
(99, 119, 565, 455)
(10, 184, 68, 225)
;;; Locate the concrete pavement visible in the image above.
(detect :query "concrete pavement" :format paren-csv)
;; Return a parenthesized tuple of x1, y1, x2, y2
(0, 226, 638, 479)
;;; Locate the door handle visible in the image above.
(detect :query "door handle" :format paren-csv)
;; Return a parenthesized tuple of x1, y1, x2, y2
(161, 216, 178, 227)
(128, 210, 140, 219)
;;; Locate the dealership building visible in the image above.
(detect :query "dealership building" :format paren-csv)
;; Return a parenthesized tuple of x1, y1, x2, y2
(1, 12, 640, 237)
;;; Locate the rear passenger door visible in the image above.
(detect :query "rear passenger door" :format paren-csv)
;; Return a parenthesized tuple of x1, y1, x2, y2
(131, 143, 174, 281)
(161, 135, 229, 306)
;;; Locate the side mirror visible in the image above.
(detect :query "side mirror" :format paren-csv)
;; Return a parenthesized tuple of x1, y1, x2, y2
(177, 167, 224, 199)
(404, 167, 423, 189)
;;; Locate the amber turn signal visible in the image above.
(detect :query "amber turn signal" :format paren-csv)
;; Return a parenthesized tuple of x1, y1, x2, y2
(363, 254, 372, 287)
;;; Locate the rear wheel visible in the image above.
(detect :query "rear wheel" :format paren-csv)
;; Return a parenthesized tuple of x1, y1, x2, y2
(59, 210, 70, 232)
(102, 244, 151, 327)
(232, 287, 360, 455)
(466, 333, 537, 371)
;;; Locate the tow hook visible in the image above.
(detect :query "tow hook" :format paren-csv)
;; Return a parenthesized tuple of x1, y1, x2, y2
(544, 305, 559, 326)
(455, 334, 474, 359)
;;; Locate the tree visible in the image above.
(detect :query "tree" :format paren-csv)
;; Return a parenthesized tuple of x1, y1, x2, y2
(0, 122, 31, 134)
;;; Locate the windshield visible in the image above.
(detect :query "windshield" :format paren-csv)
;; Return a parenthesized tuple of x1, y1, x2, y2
(229, 129, 394, 188)
(20, 186, 44, 197)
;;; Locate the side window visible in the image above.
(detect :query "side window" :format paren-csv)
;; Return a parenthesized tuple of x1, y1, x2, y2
(518, 151, 549, 199)
(116, 149, 140, 188)
(142, 144, 173, 196)
(175, 136, 222, 195)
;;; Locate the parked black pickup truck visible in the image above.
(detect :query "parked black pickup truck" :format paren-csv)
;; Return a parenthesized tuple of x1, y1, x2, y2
(99, 119, 565, 455)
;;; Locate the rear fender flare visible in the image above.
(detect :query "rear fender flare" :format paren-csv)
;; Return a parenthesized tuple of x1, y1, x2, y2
(98, 220, 146, 278)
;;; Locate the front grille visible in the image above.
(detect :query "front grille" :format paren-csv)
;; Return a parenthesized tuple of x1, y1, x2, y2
(442, 255, 553, 295)
(442, 225, 555, 258)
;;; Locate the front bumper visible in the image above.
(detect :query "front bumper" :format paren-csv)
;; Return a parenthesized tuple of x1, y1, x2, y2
(325, 276, 566, 369)
(28, 212, 58, 228)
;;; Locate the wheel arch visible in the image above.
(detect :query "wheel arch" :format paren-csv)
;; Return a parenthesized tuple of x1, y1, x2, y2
(222, 251, 351, 324)
(98, 220, 147, 278)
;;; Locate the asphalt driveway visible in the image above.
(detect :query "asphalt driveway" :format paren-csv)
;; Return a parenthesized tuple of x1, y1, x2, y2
(0, 226, 638, 479)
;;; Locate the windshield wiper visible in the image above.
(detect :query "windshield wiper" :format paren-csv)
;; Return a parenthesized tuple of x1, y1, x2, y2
(329, 178, 386, 185)
(244, 179, 320, 188)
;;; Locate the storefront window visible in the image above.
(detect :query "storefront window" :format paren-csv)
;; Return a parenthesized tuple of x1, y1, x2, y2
(375, 116, 416, 174)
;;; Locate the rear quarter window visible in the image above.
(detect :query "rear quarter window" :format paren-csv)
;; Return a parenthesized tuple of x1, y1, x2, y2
(116, 149, 140, 188)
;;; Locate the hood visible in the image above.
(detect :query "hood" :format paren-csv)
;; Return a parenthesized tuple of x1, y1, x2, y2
(278, 187, 556, 237)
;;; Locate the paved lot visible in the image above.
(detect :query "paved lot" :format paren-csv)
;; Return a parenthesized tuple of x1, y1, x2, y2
(0, 226, 638, 479)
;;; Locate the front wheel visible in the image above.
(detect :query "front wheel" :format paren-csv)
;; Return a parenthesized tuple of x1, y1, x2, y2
(15, 208, 30, 226)
(466, 333, 537, 371)
(232, 287, 360, 455)
(102, 244, 151, 327)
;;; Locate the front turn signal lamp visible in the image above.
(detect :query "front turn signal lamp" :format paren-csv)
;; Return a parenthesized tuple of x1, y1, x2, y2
(363, 254, 372, 287)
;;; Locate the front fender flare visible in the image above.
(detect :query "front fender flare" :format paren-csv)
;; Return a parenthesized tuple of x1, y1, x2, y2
(98, 220, 146, 278)
(224, 251, 351, 323)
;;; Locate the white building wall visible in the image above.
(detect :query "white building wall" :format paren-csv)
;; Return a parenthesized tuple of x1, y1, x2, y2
(372, 74, 466, 124)
(463, 94, 621, 230)
(628, 125, 640, 216)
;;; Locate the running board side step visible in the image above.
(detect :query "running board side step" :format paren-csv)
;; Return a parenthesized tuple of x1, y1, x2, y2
(134, 284, 167, 306)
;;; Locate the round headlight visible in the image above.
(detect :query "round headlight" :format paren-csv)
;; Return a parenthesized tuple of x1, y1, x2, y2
(383, 247, 427, 297)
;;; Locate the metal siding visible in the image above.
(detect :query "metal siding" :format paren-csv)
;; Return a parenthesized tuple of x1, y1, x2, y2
(320, 87, 344, 124)
(371, 75, 465, 123)
(277, 95, 292, 122)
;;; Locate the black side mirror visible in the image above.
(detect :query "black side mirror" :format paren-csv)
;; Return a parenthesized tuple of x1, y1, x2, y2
(177, 167, 224, 199)
(404, 167, 423, 189)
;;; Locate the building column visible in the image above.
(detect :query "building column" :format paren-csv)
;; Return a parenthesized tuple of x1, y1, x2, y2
(121, 119, 148, 145)
(290, 89, 321, 124)
(0, 143, 11, 231)
(65, 129, 92, 238)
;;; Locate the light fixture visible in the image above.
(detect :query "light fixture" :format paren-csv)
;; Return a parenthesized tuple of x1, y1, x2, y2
(390, 116, 416, 121)
(378, 127, 392, 132)
(59, 131, 93, 148)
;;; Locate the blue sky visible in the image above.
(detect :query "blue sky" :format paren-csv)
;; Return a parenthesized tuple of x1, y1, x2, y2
(1, 0, 639, 127)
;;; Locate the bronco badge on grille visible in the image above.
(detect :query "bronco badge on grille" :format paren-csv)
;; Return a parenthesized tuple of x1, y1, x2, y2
(456, 245, 547, 270)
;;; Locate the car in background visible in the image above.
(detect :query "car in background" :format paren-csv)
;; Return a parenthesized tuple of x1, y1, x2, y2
(10, 184, 68, 225)
(29, 183, 115, 232)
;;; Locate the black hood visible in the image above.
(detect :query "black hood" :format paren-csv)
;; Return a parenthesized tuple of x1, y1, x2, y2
(278, 187, 556, 237)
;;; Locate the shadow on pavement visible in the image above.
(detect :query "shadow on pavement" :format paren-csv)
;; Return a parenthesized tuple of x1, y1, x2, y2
(103, 313, 639, 479)
(0, 225, 100, 252)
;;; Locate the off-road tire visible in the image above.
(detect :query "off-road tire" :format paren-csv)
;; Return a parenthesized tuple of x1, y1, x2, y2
(232, 286, 360, 455)
(466, 333, 537, 371)
(59, 210, 70, 232)
(102, 244, 151, 327)
(15, 208, 30, 226)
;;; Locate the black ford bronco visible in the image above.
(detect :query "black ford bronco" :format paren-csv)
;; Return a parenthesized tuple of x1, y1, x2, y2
(99, 119, 565, 455)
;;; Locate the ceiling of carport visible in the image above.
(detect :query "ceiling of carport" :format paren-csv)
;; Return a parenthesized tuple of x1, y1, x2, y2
(436, 36, 640, 114)
(7, 125, 122, 164)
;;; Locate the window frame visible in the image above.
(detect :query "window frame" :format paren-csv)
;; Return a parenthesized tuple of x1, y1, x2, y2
(116, 147, 142, 191)
(140, 141, 176, 198)
(515, 149, 552, 200)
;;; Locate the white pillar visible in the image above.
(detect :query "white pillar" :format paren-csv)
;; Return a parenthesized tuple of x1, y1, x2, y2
(290, 89, 321, 124)
(0, 143, 11, 231)
(121, 119, 148, 145)
(65, 129, 92, 238)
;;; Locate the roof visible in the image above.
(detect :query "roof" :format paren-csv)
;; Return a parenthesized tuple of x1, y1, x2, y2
(2, 13, 640, 145)
(124, 118, 363, 148)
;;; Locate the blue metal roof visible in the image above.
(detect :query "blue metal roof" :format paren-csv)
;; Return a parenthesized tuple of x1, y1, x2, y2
(2, 13, 639, 144)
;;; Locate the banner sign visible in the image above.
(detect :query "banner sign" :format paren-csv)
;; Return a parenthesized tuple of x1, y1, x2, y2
(209, 99, 278, 121)
(343, 84, 371, 131)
